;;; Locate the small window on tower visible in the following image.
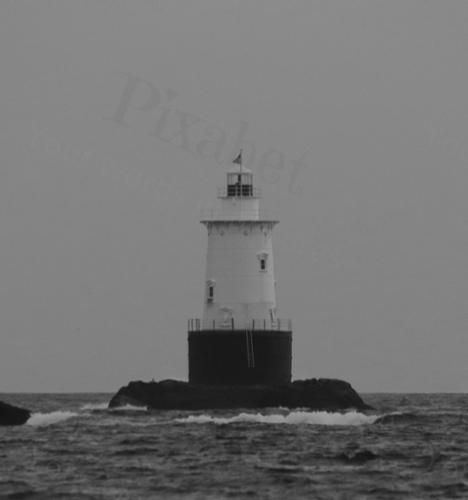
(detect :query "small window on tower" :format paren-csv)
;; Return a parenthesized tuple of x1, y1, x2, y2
(207, 285, 214, 303)
(258, 253, 268, 272)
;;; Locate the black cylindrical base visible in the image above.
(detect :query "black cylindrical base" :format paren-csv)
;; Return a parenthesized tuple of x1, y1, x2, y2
(188, 329, 292, 385)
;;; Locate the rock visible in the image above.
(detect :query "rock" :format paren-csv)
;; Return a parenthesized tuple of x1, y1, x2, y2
(108, 378, 372, 411)
(0, 400, 31, 426)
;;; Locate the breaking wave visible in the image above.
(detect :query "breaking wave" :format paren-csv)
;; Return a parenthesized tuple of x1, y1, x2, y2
(176, 410, 379, 426)
(80, 403, 148, 412)
(109, 404, 148, 412)
(27, 411, 80, 427)
(80, 402, 109, 411)
(373, 411, 420, 425)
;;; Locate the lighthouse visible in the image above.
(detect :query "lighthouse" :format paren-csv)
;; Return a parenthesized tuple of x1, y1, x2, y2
(188, 152, 292, 385)
(109, 154, 368, 411)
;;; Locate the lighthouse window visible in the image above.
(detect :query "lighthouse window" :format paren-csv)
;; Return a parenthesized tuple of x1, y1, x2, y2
(258, 253, 268, 272)
(206, 280, 215, 303)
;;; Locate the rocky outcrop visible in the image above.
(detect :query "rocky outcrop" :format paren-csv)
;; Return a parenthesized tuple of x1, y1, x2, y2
(0, 400, 31, 426)
(109, 378, 371, 411)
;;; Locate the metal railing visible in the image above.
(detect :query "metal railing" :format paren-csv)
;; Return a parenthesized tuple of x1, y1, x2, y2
(200, 208, 278, 222)
(217, 187, 262, 198)
(188, 317, 292, 332)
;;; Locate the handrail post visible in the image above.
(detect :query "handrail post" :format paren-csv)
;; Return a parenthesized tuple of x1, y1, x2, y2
(231, 317, 234, 330)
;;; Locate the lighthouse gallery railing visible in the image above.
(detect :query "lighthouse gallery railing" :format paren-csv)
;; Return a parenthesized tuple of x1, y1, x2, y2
(200, 208, 278, 222)
(188, 318, 292, 332)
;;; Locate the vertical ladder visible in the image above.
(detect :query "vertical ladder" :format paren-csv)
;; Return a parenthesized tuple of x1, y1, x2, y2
(245, 329, 255, 368)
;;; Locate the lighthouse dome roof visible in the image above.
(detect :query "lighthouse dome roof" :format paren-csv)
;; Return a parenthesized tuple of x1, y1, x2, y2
(228, 164, 253, 175)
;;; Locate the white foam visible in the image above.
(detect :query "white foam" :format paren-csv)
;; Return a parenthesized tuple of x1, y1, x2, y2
(80, 402, 147, 411)
(27, 411, 79, 427)
(110, 404, 148, 411)
(80, 402, 109, 411)
(176, 410, 379, 426)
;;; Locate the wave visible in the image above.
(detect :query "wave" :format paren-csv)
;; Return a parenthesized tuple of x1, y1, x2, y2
(373, 411, 421, 425)
(80, 403, 148, 412)
(80, 402, 109, 411)
(109, 404, 148, 412)
(176, 410, 379, 426)
(26, 411, 79, 427)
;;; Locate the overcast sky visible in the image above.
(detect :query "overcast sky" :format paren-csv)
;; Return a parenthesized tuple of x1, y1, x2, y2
(1, 1, 468, 392)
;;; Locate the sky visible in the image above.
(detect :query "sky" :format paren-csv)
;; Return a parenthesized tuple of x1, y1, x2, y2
(1, 0, 468, 392)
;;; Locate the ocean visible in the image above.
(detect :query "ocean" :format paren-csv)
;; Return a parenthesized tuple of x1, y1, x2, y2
(1, 393, 468, 499)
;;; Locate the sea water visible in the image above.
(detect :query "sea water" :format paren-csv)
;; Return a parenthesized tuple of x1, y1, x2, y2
(1, 393, 468, 499)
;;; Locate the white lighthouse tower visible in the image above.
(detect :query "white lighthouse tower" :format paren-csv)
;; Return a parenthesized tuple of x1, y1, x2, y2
(188, 152, 292, 385)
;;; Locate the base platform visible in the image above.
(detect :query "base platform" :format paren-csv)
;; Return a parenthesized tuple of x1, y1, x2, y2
(188, 329, 292, 385)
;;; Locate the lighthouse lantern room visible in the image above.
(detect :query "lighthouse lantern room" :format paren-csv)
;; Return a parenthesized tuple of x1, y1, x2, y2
(188, 153, 292, 385)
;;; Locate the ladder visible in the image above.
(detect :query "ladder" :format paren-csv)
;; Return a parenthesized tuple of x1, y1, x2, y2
(245, 329, 255, 368)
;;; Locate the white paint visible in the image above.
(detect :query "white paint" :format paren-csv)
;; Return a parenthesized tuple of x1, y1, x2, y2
(201, 165, 279, 329)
